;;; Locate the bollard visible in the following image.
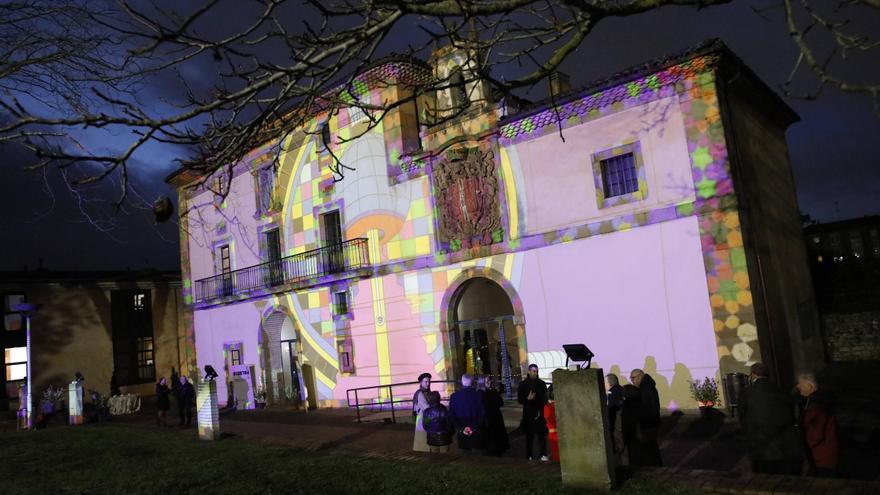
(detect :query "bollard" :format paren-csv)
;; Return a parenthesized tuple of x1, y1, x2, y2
(197, 381, 220, 440)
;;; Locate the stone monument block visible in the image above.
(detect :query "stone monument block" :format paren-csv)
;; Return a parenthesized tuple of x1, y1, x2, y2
(552, 367, 615, 490)
(68, 381, 84, 425)
(197, 380, 220, 441)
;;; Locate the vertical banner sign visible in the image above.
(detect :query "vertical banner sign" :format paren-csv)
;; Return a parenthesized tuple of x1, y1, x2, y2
(68, 381, 84, 425)
(197, 381, 220, 441)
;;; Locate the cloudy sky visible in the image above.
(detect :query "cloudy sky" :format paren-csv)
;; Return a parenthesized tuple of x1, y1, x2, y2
(1, 2, 877, 272)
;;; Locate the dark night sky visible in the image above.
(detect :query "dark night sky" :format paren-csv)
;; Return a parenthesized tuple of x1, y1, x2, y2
(1, 2, 878, 272)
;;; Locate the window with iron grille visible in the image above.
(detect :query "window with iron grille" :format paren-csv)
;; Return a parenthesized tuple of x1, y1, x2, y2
(333, 291, 350, 316)
(257, 166, 275, 213)
(230, 348, 242, 366)
(136, 336, 155, 381)
(3, 294, 24, 331)
(600, 152, 639, 198)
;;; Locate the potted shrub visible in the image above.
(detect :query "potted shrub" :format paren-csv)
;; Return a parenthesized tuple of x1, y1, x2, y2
(689, 377, 720, 418)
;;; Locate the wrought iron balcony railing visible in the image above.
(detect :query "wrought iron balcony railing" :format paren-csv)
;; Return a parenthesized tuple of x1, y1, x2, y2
(193, 238, 370, 303)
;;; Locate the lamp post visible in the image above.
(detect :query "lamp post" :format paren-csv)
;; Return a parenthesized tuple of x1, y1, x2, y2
(12, 303, 41, 430)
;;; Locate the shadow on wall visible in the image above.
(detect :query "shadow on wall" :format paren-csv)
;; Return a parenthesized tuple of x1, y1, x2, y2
(598, 356, 708, 412)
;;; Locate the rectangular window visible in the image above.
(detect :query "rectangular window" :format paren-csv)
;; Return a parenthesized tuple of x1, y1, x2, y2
(600, 153, 639, 198)
(257, 167, 275, 213)
(136, 337, 155, 381)
(133, 293, 145, 311)
(338, 339, 354, 373)
(870, 229, 880, 257)
(849, 231, 864, 258)
(3, 294, 25, 331)
(5, 346, 27, 381)
(320, 123, 332, 153)
(230, 348, 242, 366)
(333, 291, 350, 316)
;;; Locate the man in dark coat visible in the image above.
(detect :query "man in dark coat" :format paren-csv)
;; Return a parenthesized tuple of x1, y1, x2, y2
(796, 373, 839, 477)
(178, 375, 195, 427)
(518, 363, 549, 460)
(448, 373, 485, 453)
(630, 368, 662, 466)
(606, 373, 625, 454)
(740, 363, 802, 475)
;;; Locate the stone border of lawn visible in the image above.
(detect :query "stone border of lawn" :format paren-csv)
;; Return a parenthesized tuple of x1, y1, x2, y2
(642, 467, 879, 494)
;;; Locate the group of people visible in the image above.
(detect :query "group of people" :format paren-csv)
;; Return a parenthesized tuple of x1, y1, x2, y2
(154, 368, 196, 427)
(411, 372, 510, 455)
(740, 363, 840, 477)
(605, 369, 663, 468)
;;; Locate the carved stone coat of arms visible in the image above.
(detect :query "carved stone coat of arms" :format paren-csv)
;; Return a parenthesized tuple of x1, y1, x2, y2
(431, 147, 503, 249)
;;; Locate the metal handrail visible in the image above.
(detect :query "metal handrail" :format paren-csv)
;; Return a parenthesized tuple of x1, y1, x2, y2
(346, 379, 459, 423)
(194, 238, 370, 302)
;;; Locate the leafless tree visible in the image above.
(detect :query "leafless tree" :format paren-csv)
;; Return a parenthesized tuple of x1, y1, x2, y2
(1, 0, 877, 209)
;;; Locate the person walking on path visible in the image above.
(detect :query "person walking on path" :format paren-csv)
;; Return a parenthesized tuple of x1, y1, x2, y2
(740, 363, 803, 475)
(796, 372, 839, 477)
(518, 363, 549, 461)
(606, 373, 624, 455)
(178, 375, 195, 427)
(477, 375, 509, 457)
(630, 368, 662, 466)
(449, 373, 485, 453)
(155, 377, 171, 426)
(412, 372, 432, 452)
(544, 385, 559, 461)
(423, 391, 454, 453)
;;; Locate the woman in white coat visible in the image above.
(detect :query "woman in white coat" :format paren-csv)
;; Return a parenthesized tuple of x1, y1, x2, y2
(412, 372, 432, 452)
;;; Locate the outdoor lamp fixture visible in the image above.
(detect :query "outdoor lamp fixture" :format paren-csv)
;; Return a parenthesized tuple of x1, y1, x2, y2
(562, 344, 595, 370)
(11, 303, 41, 430)
(204, 365, 219, 381)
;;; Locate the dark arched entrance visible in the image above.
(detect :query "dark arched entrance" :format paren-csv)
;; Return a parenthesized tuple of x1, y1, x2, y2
(448, 277, 521, 396)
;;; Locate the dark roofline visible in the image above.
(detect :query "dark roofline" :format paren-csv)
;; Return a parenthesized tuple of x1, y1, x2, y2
(0, 268, 182, 284)
(499, 38, 798, 127)
(804, 215, 880, 234)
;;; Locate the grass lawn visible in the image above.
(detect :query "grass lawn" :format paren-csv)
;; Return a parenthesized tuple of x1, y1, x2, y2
(0, 425, 697, 494)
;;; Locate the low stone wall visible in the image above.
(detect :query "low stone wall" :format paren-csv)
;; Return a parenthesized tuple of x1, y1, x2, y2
(823, 311, 880, 362)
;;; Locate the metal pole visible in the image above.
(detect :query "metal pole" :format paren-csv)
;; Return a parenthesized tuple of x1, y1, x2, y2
(355, 389, 361, 423)
(25, 313, 32, 430)
(389, 385, 395, 424)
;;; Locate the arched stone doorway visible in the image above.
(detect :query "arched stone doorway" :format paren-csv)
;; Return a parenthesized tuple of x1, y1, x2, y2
(444, 275, 526, 397)
(260, 311, 286, 405)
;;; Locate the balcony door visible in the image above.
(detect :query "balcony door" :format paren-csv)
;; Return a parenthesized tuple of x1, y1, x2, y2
(220, 245, 233, 296)
(264, 229, 283, 286)
(321, 210, 343, 274)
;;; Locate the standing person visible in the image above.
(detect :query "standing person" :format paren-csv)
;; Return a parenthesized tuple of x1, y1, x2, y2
(620, 384, 643, 467)
(544, 385, 559, 462)
(448, 374, 485, 453)
(477, 376, 509, 457)
(423, 391, 454, 453)
(412, 372, 432, 452)
(155, 377, 171, 427)
(796, 373, 839, 477)
(740, 363, 802, 475)
(630, 368, 662, 466)
(178, 375, 195, 427)
(606, 373, 624, 455)
(518, 363, 549, 461)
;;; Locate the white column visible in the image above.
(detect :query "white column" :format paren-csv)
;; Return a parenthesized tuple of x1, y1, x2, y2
(197, 381, 220, 440)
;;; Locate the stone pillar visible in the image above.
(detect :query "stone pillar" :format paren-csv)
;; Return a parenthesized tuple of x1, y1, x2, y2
(68, 381, 84, 425)
(197, 381, 220, 441)
(552, 368, 615, 490)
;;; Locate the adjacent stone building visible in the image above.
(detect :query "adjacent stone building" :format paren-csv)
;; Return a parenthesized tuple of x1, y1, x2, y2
(167, 40, 821, 412)
(0, 270, 190, 410)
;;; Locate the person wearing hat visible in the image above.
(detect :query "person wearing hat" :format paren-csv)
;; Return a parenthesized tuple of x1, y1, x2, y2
(412, 372, 432, 452)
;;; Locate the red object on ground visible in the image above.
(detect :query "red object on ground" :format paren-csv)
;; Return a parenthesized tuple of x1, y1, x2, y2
(544, 401, 559, 461)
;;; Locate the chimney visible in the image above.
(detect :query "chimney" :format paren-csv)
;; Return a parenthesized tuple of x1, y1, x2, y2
(549, 71, 571, 98)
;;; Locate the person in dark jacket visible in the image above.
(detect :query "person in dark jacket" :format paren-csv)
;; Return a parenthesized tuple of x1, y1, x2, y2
(518, 363, 549, 461)
(423, 391, 454, 453)
(740, 363, 802, 475)
(448, 373, 485, 453)
(178, 375, 195, 427)
(620, 384, 643, 467)
(796, 373, 839, 477)
(155, 377, 171, 426)
(477, 375, 510, 457)
(629, 369, 662, 466)
(606, 373, 624, 454)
